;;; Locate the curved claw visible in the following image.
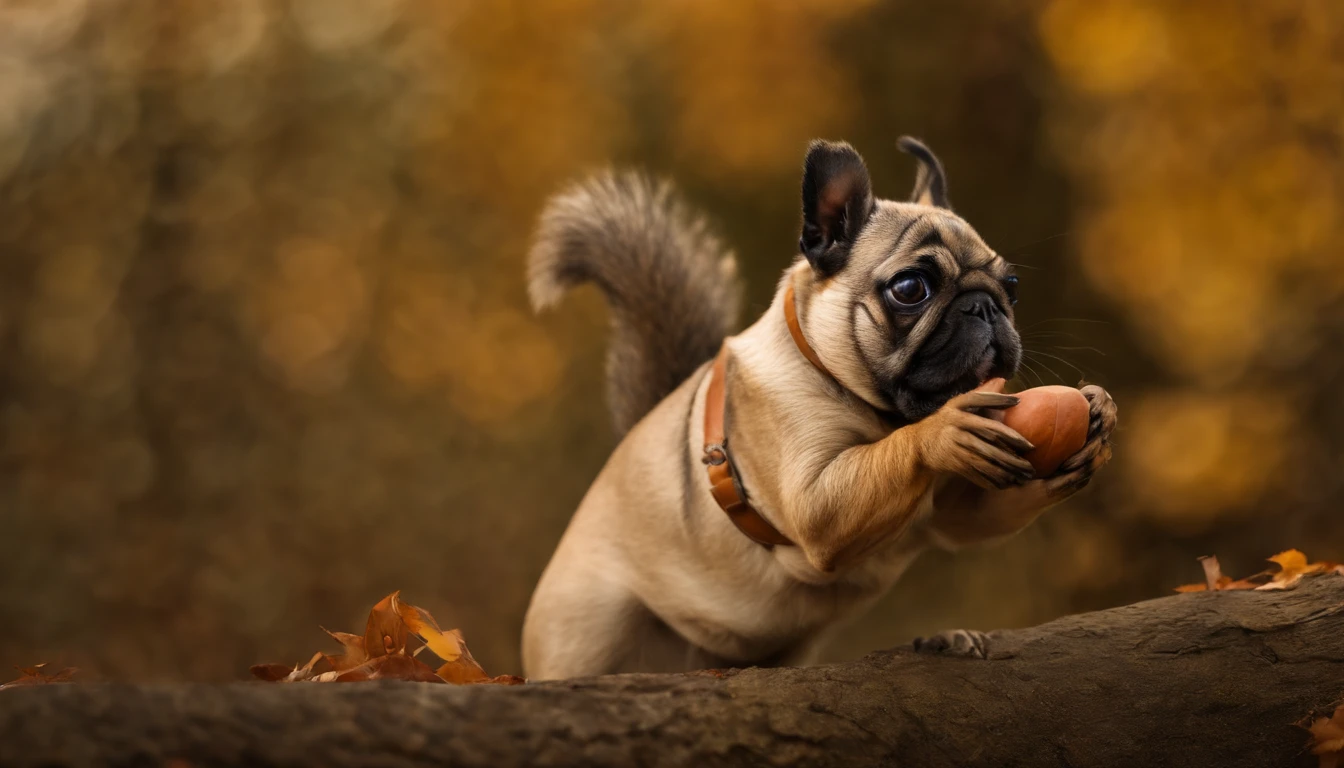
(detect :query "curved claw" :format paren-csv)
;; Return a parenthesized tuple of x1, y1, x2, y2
(913, 629, 991, 659)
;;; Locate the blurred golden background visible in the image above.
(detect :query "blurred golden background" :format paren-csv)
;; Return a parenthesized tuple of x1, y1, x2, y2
(2, 0, 1341, 681)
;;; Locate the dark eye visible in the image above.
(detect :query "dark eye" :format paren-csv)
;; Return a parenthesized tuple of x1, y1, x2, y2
(1003, 275, 1019, 306)
(887, 272, 930, 307)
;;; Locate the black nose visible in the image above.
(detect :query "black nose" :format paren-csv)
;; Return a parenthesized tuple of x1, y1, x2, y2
(959, 292, 999, 323)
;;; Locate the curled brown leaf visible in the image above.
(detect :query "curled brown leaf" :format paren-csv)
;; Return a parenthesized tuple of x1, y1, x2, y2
(364, 592, 408, 658)
(0, 664, 77, 690)
(251, 591, 523, 687)
(1175, 549, 1341, 593)
(392, 595, 463, 663)
(334, 653, 446, 684)
(249, 663, 296, 682)
(321, 627, 369, 671)
(483, 674, 527, 686)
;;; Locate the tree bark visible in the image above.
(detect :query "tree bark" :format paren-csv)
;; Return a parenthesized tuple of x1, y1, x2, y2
(3, 578, 1341, 767)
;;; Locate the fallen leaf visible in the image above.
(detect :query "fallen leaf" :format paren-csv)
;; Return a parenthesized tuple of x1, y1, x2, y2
(249, 663, 295, 682)
(285, 652, 326, 682)
(321, 628, 369, 671)
(1256, 549, 1328, 591)
(694, 668, 733, 679)
(250, 652, 326, 683)
(251, 591, 525, 687)
(1176, 555, 1226, 592)
(436, 634, 490, 684)
(1198, 555, 1224, 590)
(1308, 703, 1344, 768)
(334, 654, 446, 684)
(0, 664, 76, 690)
(364, 592, 408, 658)
(392, 595, 464, 663)
(1174, 555, 1260, 592)
(1170, 549, 1344, 593)
(483, 674, 526, 685)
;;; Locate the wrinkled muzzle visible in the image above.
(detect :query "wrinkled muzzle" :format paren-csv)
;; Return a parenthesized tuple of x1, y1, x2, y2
(889, 290, 1021, 420)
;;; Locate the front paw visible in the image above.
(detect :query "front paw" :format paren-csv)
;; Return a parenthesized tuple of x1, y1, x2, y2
(913, 629, 991, 659)
(1047, 384, 1117, 497)
(920, 385, 1037, 491)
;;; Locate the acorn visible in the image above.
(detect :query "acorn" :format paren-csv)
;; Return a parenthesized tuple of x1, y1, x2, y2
(996, 386, 1089, 476)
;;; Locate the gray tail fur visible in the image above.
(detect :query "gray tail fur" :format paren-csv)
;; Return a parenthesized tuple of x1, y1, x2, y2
(528, 171, 741, 437)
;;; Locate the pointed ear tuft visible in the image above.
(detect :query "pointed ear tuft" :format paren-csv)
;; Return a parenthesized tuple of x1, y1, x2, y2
(897, 136, 950, 209)
(800, 140, 874, 277)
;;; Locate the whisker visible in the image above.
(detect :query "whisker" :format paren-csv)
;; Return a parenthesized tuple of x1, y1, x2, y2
(1021, 353, 1065, 383)
(1025, 349, 1093, 383)
(1021, 337, 1107, 356)
(1050, 345, 1107, 357)
(1031, 366, 1047, 387)
(1010, 363, 1032, 387)
(1019, 331, 1083, 341)
(1016, 360, 1045, 388)
(1021, 317, 1112, 328)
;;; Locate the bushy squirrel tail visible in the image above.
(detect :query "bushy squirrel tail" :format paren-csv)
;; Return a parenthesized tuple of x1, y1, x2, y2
(528, 171, 740, 436)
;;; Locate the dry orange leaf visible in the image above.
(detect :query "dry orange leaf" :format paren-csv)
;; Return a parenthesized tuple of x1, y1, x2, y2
(1173, 555, 1261, 592)
(250, 592, 523, 687)
(1175, 550, 1341, 593)
(486, 674, 527, 686)
(249, 663, 296, 682)
(392, 594, 464, 663)
(363, 591, 409, 658)
(250, 652, 324, 683)
(1308, 704, 1344, 768)
(321, 628, 369, 671)
(436, 634, 490, 684)
(1257, 549, 1328, 591)
(286, 652, 326, 682)
(0, 663, 77, 690)
(333, 654, 446, 684)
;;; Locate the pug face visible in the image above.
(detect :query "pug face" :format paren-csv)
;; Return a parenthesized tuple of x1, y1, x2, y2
(796, 139, 1022, 421)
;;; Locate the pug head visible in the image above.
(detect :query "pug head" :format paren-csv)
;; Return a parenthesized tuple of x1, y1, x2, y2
(795, 137, 1022, 421)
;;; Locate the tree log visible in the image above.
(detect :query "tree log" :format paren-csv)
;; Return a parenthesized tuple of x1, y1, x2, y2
(3, 579, 1342, 767)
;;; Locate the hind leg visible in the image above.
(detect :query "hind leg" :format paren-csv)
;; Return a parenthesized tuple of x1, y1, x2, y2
(523, 550, 792, 677)
(522, 545, 651, 679)
(621, 616, 826, 673)
(616, 612, 727, 673)
(525, 570, 736, 678)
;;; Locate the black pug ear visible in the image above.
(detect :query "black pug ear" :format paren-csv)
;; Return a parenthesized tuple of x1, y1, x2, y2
(800, 140, 874, 277)
(897, 136, 950, 209)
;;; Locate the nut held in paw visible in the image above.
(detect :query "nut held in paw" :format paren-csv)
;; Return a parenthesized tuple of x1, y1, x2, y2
(996, 386, 1089, 475)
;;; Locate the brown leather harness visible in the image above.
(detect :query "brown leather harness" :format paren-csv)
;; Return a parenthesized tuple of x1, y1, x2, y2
(702, 279, 837, 549)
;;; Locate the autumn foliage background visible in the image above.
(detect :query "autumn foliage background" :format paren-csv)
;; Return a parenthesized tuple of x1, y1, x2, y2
(1, 0, 1341, 681)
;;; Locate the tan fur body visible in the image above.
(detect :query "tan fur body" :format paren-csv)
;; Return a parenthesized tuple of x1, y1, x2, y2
(525, 272, 924, 677)
(522, 144, 1117, 680)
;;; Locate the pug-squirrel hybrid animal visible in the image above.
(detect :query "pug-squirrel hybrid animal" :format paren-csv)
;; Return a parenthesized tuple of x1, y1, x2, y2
(522, 138, 1117, 679)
